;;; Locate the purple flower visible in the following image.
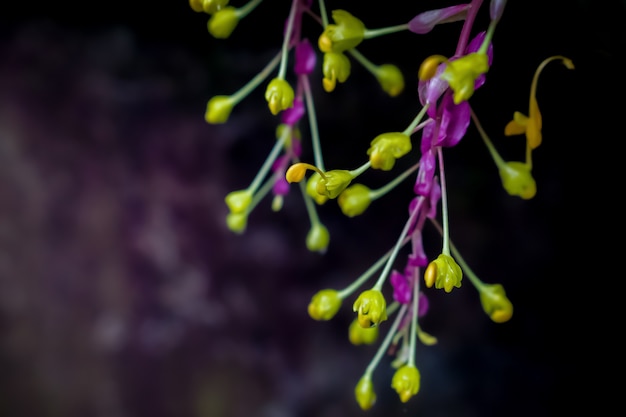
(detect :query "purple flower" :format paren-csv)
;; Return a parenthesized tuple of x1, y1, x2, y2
(414, 148, 436, 197)
(390, 270, 412, 304)
(273, 176, 290, 195)
(281, 98, 305, 126)
(425, 94, 470, 149)
(294, 39, 316, 75)
(408, 4, 470, 34)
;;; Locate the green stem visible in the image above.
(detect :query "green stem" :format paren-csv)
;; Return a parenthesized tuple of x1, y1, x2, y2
(248, 125, 290, 194)
(436, 147, 451, 256)
(278, 0, 299, 79)
(302, 75, 325, 171)
(230, 52, 282, 105)
(236, 0, 263, 19)
(337, 236, 411, 299)
(364, 24, 409, 39)
(373, 199, 422, 291)
(403, 104, 430, 137)
(347, 48, 378, 75)
(364, 303, 409, 377)
(348, 161, 371, 178)
(369, 162, 419, 200)
(429, 218, 485, 291)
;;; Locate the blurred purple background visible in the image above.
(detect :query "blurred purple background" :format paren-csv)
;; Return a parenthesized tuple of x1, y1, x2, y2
(0, 1, 619, 417)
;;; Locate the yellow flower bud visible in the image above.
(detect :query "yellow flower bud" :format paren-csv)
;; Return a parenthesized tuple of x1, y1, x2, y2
(418, 55, 448, 81)
(315, 169, 353, 199)
(285, 163, 308, 183)
(225, 211, 247, 234)
(353, 289, 387, 328)
(308, 289, 342, 321)
(318, 10, 366, 53)
(265, 78, 295, 115)
(354, 375, 377, 411)
(499, 161, 536, 199)
(440, 52, 489, 104)
(224, 189, 253, 214)
(306, 173, 329, 205)
(322, 52, 351, 92)
(424, 254, 462, 293)
(207, 6, 239, 39)
(479, 283, 513, 323)
(306, 223, 330, 253)
(367, 132, 412, 171)
(337, 183, 372, 217)
(205, 95, 234, 124)
(348, 318, 378, 345)
(391, 365, 421, 403)
(376, 64, 405, 97)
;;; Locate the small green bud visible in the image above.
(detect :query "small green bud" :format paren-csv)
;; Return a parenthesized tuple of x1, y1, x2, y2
(354, 374, 377, 411)
(440, 52, 489, 104)
(376, 64, 405, 97)
(224, 189, 253, 214)
(189, 0, 205, 13)
(348, 318, 378, 345)
(271, 195, 283, 212)
(202, 0, 229, 14)
(265, 78, 294, 115)
(391, 365, 421, 403)
(308, 289, 342, 321)
(316, 169, 353, 199)
(337, 183, 372, 217)
(353, 289, 387, 328)
(479, 283, 513, 323)
(207, 6, 239, 39)
(306, 223, 330, 253)
(424, 254, 462, 293)
(499, 161, 536, 199)
(306, 173, 329, 205)
(318, 10, 366, 53)
(226, 211, 247, 234)
(205, 95, 234, 124)
(367, 132, 412, 171)
(322, 51, 351, 92)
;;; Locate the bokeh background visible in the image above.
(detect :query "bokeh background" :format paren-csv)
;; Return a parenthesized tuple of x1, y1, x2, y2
(0, 1, 620, 417)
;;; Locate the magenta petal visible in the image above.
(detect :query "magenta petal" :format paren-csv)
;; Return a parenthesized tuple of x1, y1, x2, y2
(426, 179, 440, 219)
(418, 64, 448, 117)
(391, 270, 411, 304)
(418, 292, 429, 317)
(436, 95, 470, 148)
(294, 39, 316, 75)
(408, 4, 470, 34)
(414, 149, 436, 196)
(281, 99, 305, 125)
(273, 176, 290, 196)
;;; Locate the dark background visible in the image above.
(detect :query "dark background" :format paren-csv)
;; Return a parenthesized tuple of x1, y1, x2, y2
(0, 1, 620, 417)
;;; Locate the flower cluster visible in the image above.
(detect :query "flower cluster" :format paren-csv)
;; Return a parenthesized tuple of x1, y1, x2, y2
(189, 0, 573, 411)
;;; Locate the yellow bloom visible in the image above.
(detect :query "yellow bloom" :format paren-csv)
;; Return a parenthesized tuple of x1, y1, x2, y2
(353, 289, 387, 328)
(440, 52, 489, 104)
(498, 161, 536, 200)
(322, 52, 351, 92)
(354, 374, 377, 410)
(479, 283, 513, 323)
(205, 95, 234, 124)
(224, 189, 253, 214)
(367, 132, 412, 171)
(308, 289, 342, 321)
(207, 6, 239, 39)
(391, 365, 421, 403)
(318, 10, 366, 53)
(376, 64, 405, 97)
(348, 318, 379, 345)
(265, 78, 295, 115)
(337, 183, 372, 217)
(424, 254, 462, 293)
(504, 56, 574, 150)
